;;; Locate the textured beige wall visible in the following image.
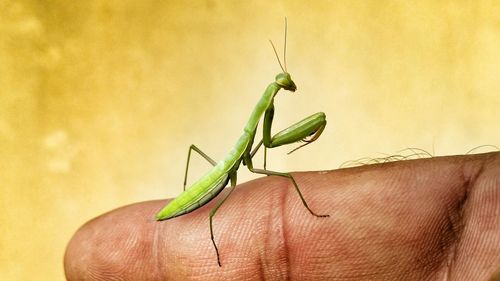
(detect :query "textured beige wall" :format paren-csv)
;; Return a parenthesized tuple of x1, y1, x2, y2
(1, 1, 499, 280)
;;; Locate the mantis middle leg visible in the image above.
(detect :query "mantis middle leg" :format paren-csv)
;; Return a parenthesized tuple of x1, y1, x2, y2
(249, 139, 268, 170)
(209, 172, 238, 266)
(184, 144, 217, 191)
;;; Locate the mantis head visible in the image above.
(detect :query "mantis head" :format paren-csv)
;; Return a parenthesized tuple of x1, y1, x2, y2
(276, 72, 296, 92)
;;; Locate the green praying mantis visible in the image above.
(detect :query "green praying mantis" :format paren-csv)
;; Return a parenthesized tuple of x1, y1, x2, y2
(156, 19, 329, 266)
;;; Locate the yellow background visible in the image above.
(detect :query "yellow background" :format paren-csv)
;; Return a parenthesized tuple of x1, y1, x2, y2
(1, 1, 499, 280)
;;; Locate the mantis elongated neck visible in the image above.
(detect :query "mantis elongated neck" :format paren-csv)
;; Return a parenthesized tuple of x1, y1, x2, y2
(244, 82, 281, 134)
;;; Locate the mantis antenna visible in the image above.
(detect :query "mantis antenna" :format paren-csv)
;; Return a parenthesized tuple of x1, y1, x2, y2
(269, 40, 285, 72)
(269, 17, 288, 73)
(283, 17, 287, 72)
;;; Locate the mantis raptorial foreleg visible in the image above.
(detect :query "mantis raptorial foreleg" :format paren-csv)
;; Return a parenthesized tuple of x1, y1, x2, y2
(183, 144, 217, 191)
(209, 172, 237, 266)
(263, 103, 327, 153)
(248, 107, 326, 170)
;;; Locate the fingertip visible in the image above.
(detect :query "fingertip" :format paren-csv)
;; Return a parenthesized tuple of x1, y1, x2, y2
(64, 201, 167, 280)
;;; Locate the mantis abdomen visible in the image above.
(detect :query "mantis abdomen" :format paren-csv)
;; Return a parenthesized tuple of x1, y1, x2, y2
(156, 169, 229, 220)
(156, 133, 252, 220)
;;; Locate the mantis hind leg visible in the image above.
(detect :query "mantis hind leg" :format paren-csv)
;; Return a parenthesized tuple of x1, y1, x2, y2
(184, 144, 217, 191)
(251, 168, 328, 217)
(209, 172, 237, 267)
(245, 157, 328, 218)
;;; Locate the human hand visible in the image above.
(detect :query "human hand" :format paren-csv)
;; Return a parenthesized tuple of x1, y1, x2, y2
(65, 153, 500, 280)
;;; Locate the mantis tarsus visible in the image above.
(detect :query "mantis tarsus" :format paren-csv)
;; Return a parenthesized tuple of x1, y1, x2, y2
(156, 20, 329, 266)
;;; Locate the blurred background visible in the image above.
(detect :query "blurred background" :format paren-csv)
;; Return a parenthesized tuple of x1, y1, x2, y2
(1, 1, 499, 280)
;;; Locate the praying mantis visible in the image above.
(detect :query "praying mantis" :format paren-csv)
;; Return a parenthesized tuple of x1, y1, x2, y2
(156, 19, 329, 266)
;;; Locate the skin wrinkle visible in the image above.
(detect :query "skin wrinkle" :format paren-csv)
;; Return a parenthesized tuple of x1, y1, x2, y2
(285, 175, 320, 281)
(278, 176, 291, 281)
(468, 156, 499, 280)
(87, 241, 127, 281)
(152, 217, 164, 281)
(239, 178, 272, 280)
(87, 233, 120, 279)
(447, 157, 485, 280)
(442, 179, 469, 280)
(258, 190, 270, 280)
(359, 169, 416, 279)
(258, 177, 289, 280)
(99, 210, 136, 279)
(435, 158, 482, 281)
(257, 254, 265, 281)
(442, 155, 492, 281)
